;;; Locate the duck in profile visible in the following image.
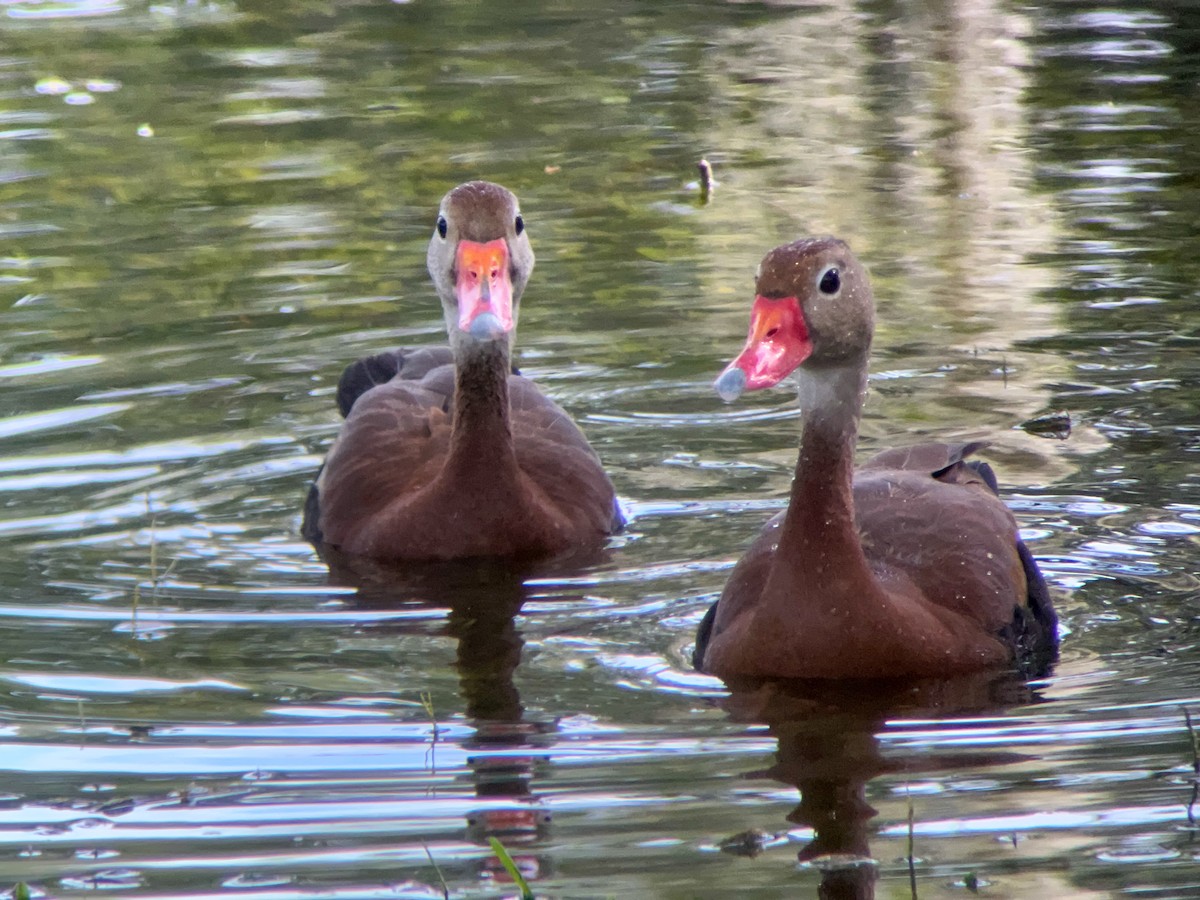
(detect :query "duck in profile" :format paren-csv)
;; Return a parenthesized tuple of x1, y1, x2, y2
(303, 181, 622, 562)
(694, 237, 1057, 681)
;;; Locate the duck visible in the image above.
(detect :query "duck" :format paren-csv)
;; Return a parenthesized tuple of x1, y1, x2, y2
(693, 237, 1057, 681)
(302, 181, 622, 562)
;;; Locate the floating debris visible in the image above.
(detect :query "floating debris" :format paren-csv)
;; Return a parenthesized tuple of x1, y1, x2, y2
(697, 157, 714, 202)
(718, 827, 788, 857)
(1019, 410, 1072, 440)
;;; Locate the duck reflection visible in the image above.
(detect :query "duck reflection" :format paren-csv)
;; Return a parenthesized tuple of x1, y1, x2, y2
(448, 577, 555, 883)
(328, 553, 592, 888)
(720, 672, 1045, 900)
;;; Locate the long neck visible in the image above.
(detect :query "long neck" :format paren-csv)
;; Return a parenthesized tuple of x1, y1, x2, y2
(445, 339, 519, 482)
(765, 360, 873, 597)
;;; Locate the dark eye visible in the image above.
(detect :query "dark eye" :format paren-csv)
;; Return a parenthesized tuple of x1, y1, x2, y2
(819, 267, 840, 294)
(514, 214, 524, 235)
(436, 216, 448, 239)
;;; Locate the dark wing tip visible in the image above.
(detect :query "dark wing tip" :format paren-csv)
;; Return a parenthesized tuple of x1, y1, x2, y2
(1001, 540, 1059, 679)
(301, 477, 324, 544)
(610, 496, 627, 533)
(692, 601, 718, 671)
(336, 349, 411, 418)
(961, 459, 1000, 495)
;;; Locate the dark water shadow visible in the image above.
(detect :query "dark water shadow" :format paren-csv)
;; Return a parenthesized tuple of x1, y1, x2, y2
(719, 672, 1047, 900)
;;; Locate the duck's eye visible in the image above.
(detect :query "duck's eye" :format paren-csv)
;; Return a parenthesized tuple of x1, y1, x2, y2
(436, 216, 448, 239)
(818, 266, 840, 295)
(514, 214, 524, 235)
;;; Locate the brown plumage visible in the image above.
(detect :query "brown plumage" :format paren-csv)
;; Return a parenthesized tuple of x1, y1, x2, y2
(694, 237, 1057, 680)
(303, 182, 621, 562)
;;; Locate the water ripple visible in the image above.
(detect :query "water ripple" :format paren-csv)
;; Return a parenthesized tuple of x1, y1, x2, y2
(0, 403, 130, 440)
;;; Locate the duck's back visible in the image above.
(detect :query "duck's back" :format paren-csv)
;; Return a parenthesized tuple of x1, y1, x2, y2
(853, 462, 1026, 629)
(304, 347, 621, 558)
(855, 444, 1056, 673)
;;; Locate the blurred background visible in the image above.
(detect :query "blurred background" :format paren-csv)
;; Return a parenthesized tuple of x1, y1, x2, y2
(1, 0, 1199, 897)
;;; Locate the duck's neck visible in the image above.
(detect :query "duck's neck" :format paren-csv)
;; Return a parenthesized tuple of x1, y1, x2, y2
(766, 360, 873, 596)
(445, 340, 519, 482)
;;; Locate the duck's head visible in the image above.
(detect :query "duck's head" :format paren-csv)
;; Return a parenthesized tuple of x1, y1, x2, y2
(715, 237, 875, 402)
(427, 181, 534, 353)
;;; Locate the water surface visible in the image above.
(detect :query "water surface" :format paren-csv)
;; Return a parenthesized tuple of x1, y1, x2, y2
(2, 0, 1200, 897)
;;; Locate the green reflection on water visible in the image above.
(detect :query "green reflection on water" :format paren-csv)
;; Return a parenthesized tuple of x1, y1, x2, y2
(0, 0, 1199, 897)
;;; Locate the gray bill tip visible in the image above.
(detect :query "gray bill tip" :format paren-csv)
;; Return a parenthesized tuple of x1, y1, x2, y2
(468, 312, 506, 341)
(714, 366, 747, 402)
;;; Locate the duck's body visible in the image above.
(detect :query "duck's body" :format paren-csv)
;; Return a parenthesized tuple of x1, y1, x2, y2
(303, 182, 621, 562)
(694, 237, 1057, 681)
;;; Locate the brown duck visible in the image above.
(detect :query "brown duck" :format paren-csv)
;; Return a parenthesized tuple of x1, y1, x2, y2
(303, 181, 621, 562)
(694, 237, 1057, 680)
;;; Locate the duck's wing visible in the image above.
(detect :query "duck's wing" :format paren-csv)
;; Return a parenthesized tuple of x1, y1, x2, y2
(860, 440, 988, 479)
(304, 349, 456, 545)
(508, 375, 624, 533)
(854, 447, 1057, 672)
(694, 511, 784, 670)
(335, 347, 455, 418)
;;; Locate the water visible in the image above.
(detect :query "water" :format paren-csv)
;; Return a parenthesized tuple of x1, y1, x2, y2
(2, 0, 1200, 897)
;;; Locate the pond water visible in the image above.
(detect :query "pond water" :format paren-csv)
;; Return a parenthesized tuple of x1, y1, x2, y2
(3, 0, 1200, 897)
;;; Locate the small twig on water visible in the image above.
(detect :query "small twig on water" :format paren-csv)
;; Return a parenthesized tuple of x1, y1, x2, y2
(697, 158, 714, 204)
(143, 493, 178, 604)
(420, 691, 439, 738)
(421, 691, 440, 772)
(907, 786, 918, 899)
(148, 495, 158, 591)
(422, 840, 450, 900)
(1184, 706, 1199, 826)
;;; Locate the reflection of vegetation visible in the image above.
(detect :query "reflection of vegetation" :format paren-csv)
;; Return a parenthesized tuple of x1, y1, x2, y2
(1185, 707, 1199, 826)
(1021, 2, 1200, 505)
